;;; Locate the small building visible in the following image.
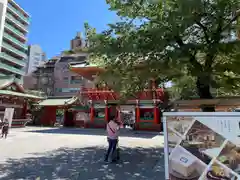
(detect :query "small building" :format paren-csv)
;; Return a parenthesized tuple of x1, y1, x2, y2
(0, 75, 44, 127)
(23, 57, 59, 96)
(37, 96, 82, 126)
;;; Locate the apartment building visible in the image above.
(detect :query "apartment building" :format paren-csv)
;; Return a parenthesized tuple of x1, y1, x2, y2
(23, 57, 59, 96)
(26, 44, 46, 74)
(71, 32, 84, 50)
(54, 53, 87, 97)
(0, 0, 30, 83)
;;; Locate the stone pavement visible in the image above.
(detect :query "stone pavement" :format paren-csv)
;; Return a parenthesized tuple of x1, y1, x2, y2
(0, 127, 165, 180)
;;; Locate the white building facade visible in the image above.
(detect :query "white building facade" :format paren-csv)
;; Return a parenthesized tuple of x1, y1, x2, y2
(0, 0, 30, 83)
(26, 44, 46, 74)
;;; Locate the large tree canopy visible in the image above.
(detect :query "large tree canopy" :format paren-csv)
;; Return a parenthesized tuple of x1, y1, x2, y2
(85, 0, 240, 111)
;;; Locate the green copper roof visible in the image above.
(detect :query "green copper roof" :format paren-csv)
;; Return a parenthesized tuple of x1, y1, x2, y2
(0, 90, 44, 99)
(0, 75, 44, 99)
(0, 75, 19, 89)
(38, 97, 78, 106)
(69, 105, 89, 111)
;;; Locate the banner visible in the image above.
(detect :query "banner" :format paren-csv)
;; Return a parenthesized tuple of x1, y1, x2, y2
(3, 108, 14, 128)
(163, 112, 240, 180)
(76, 112, 89, 122)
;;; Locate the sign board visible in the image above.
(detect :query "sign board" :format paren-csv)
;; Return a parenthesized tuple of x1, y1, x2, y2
(163, 112, 240, 180)
(3, 108, 14, 128)
(93, 104, 105, 109)
(139, 104, 154, 108)
(120, 105, 135, 112)
(76, 112, 89, 122)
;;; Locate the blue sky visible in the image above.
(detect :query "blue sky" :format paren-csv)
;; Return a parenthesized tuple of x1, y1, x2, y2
(17, 0, 118, 59)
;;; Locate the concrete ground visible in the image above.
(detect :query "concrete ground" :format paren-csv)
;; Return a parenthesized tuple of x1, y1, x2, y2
(0, 127, 165, 180)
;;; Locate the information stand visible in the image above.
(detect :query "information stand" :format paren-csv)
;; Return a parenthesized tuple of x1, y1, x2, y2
(163, 112, 240, 180)
(3, 108, 14, 128)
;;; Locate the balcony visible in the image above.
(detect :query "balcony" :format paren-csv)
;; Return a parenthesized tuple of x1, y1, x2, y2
(2, 42, 27, 59)
(3, 33, 27, 50)
(7, 4, 30, 24)
(0, 61, 25, 76)
(0, 53, 25, 67)
(5, 13, 28, 32)
(5, 23, 26, 40)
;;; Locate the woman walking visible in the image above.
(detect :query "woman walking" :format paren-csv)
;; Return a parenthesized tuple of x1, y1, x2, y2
(2, 119, 9, 139)
(104, 115, 120, 163)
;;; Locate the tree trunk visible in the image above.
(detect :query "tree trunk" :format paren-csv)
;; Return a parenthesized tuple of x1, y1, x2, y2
(196, 76, 215, 112)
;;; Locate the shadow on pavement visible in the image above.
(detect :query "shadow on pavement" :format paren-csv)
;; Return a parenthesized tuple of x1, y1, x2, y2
(24, 127, 160, 139)
(0, 146, 165, 180)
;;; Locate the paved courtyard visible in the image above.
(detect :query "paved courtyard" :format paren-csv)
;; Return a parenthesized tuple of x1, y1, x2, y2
(0, 127, 165, 180)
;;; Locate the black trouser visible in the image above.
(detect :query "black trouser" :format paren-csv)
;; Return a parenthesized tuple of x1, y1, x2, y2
(105, 138, 118, 161)
(2, 126, 8, 138)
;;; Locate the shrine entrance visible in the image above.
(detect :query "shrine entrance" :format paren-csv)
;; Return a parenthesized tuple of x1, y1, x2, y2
(119, 105, 135, 129)
(38, 97, 79, 126)
(64, 110, 75, 127)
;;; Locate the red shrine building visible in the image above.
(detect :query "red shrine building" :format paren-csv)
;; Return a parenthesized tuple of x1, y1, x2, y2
(0, 76, 43, 127)
(38, 63, 167, 131)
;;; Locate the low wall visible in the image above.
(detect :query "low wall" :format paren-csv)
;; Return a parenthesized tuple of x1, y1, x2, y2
(12, 119, 29, 128)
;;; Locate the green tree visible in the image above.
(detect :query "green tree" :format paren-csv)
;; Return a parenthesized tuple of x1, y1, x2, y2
(85, 0, 240, 111)
(168, 76, 198, 100)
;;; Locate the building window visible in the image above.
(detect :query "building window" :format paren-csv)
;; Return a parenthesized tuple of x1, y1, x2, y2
(70, 76, 83, 84)
(63, 77, 68, 83)
(55, 88, 80, 93)
(55, 88, 62, 93)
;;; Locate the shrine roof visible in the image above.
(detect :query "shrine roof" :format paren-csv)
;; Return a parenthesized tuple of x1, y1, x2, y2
(38, 96, 78, 106)
(69, 63, 104, 80)
(71, 63, 98, 68)
(0, 75, 24, 92)
(174, 97, 240, 108)
(0, 90, 44, 99)
(0, 76, 45, 100)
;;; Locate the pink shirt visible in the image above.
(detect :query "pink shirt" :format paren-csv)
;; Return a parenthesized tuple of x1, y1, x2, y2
(107, 121, 119, 139)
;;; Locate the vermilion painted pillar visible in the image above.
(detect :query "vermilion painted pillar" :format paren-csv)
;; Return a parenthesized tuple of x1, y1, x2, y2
(135, 100, 140, 124)
(136, 107, 140, 123)
(135, 107, 140, 130)
(105, 101, 109, 122)
(21, 101, 27, 119)
(154, 106, 159, 124)
(90, 104, 94, 123)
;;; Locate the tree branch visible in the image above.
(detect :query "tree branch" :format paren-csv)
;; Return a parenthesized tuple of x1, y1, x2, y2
(174, 36, 203, 72)
(195, 21, 211, 44)
(222, 9, 240, 32)
(203, 10, 240, 71)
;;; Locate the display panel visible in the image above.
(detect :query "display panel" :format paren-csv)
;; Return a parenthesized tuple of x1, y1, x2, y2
(164, 113, 240, 180)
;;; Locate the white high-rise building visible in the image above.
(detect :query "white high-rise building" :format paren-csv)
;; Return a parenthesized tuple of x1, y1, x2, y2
(26, 44, 46, 74)
(0, 0, 30, 83)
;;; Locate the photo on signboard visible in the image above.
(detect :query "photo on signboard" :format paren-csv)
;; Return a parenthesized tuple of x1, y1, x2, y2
(167, 128, 183, 154)
(180, 120, 226, 165)
(216, 141, 240, 175)
(201, 161, 237, 180)
(169, 145, 206, 180)
(167, 116, 195, 136)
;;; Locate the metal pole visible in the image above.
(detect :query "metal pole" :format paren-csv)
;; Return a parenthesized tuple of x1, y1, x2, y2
(163, 115, 170, 180)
